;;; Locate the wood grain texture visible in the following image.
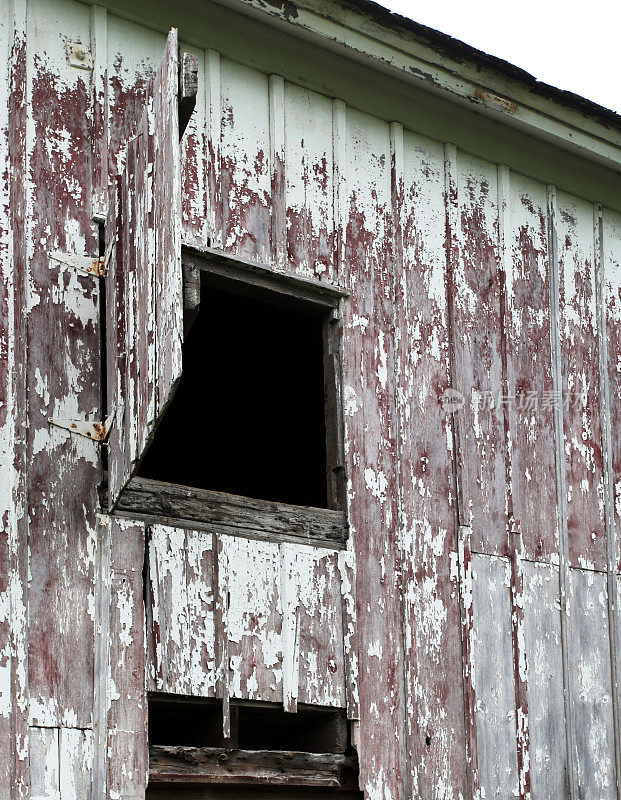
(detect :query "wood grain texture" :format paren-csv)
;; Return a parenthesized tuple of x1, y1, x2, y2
(280, 544, 347, 710)
(556, 192, 606, 570)
(107, 517, 148, 800)
(602, 209, 621, 572)
(26, 0, 99, 729)
(147, 525, 351, 712)
(452, 152, 508, 555)
(471, 554, 519, 799)
(181, 44, 207, 247)
(522, 561, 568, 799)
(106, 28, 183, 508)
(568, 568, 616, 800)
(0, 1, 29, 795)
(149, 746, 359, 788)
(148, 524, 217, 697)
(284, 82, 335, 280)
(90, 4, 108, 220)
(342, 106, 408, 800)
(220, 58, 271, 262)
(394, 128, 467, 799)
(113, 475, 348, 547)
(106, 15, 161, 177)
(29, 726, 93, 800)
(505, 173, 557, 559)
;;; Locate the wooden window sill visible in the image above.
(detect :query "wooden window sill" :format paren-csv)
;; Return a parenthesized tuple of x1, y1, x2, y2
(104, 474, 349, 548)
(149, 746, 359, 789)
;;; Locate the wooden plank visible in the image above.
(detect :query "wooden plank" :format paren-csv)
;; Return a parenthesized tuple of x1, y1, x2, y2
(602, 208, 621, 572)
(153, 28, 182, 412)
(445, 144, 479, 795)
(113, 475, 348, 547)
(182, 245, 347, 304)
(146, 524, 217, 697)
(106, 14, 163, 176)
(181, 44, 207, 247)
(149, 746, 359, 788)
(133, 108, 156, 479)
(58, 728, 93, 800)
(186, 529, 217, 698)
(105, 177, 125, 498)
(452, 150, 508, 555)
(205, 48, 222, 249)
(92, 515, 111, 800)
(522, 561, 568, 799)
(219, 57, 271, 262)
(394, 127, 467, 799)
(26, 0, 99, 729)
(106, 28, 183, 508)
(148, 525, 193, 695)
(568, 568, 616, 800)
(280, 544, 346, 710)
(0, 0, 13, 782)
(269, 74, 286, 268)
(342, 105, 408, 800)
(221, 536, 283, 704)
(0, 0, 29, 794)
(556, 191, 606, 570)
(214, 534, 231, 740)
(29, 727, 60, 800)
(499, 165, 531, 800)
(471, 554, 519, 799)
(284, 81, 335, 280)
(332, 98, 347, 281)
(505, 172, 557, 559)
(107, 517, 148, 800)
(595, 206, 621, 794)
(90, 4, 108, 220)
(547, 184, 579, 800)
(337, 546, 360, 722)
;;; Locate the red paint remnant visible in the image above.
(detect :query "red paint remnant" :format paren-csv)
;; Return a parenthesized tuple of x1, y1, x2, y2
(27, 51, 99, 728)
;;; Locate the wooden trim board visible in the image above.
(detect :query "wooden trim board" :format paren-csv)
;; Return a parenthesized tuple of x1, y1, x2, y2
(103, 475, 349, 547)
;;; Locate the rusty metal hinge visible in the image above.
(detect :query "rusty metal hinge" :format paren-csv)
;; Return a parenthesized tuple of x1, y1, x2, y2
(49, 243, 113, 278)
(49, 410, 115, 443)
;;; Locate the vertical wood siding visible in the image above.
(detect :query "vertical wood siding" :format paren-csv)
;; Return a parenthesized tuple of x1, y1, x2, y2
(0, 0, 29, 796)
(395, 129, 468, 800)
(25, 0, 99, 731)
(106, 28, 182, 508)
(147, 527, 350, 712)
(0, 6, 620, 800)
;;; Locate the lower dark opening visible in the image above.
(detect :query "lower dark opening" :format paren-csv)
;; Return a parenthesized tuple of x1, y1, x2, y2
(138, 275, 328, 508)
(147, 697, 361, 797)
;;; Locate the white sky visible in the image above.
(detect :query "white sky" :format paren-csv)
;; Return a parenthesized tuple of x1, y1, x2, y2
(372, 1, 621, 115)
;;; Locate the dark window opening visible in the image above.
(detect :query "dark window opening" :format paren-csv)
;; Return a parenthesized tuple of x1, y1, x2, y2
(148, 695, 351, 755)
(138, 274, 329, 509)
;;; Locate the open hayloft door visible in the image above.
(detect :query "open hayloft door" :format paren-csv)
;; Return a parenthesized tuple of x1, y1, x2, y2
(105, 29, 193, 508)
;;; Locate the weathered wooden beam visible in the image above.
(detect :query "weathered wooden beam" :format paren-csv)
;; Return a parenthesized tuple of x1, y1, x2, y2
(182, 245, 348, 310)
(104, 475, 349, 547)
(178, 51, 198, 139)
(148, 746, 359, 788)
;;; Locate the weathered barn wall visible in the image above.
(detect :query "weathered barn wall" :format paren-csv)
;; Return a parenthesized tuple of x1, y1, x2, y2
(0, 1, 619, 799)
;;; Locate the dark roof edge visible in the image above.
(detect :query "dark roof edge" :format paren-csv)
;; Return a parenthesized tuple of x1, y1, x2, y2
(337, 0, 621, 131)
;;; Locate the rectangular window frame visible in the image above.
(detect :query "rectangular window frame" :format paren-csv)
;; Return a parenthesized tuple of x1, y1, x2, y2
(113, 245, 349, 548)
